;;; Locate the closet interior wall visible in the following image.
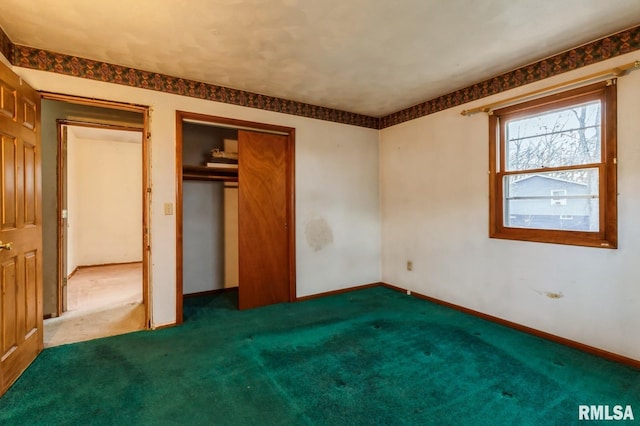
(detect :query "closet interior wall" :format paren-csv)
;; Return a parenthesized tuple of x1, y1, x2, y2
(181, 123, 238, 295)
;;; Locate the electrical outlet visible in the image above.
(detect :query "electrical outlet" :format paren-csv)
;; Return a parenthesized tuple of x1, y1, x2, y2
(406, 260, 413, 271)
(164, 203, 174, 215)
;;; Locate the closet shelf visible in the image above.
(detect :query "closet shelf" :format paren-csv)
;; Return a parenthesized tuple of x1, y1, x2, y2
(183, 165, 238, 182)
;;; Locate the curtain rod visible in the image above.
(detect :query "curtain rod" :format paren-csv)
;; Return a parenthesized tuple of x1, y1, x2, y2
(460, 60, 640, 116)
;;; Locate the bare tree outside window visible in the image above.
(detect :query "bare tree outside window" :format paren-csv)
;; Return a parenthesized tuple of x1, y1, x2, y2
(506, 101, 600, 176)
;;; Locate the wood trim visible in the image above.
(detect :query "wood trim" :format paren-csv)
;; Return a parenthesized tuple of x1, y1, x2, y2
(56, 121, 65, 316)
(67, 266, 79, 280)
(604, 80, 618, 248)
(41, 91, 148, 113)
(288, 129, 297, 302)
(65, 262, 142, 287)
(295, 283, 382, 302)
(151, 322, 175, 331)
(175, 111, 297, 321)
(500, 162, 602, 177)
(73, 261, 143, 269)
(183, 287, 238, 299)
(380, 283, 640, 369)
(56, 119, 144, 132)
(142, 109, 151, 329)
(175, 113, 184, 325)
(488, 113, 498, 238)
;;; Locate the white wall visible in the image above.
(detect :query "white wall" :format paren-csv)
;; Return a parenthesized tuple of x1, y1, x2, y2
(224, 185, 239, 288)
(380, 52, 640, 361)
(14, 66, 381, 327)
(181, 180, 239, 294)
(182, 180, 224, 294)
(67, 135, 142, 267)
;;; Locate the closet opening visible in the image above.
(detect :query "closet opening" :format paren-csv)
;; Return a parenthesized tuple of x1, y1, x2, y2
(176, 112, 296, 324)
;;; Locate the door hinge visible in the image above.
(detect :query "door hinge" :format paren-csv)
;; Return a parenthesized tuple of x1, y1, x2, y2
(146, 187, 152, 194)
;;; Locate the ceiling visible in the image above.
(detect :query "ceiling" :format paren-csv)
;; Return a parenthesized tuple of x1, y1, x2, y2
(1, 1, 639, 117)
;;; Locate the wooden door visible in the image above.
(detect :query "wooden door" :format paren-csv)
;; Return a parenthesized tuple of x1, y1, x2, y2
(0, 62, 43, 396)
(238, 130, 290, 309)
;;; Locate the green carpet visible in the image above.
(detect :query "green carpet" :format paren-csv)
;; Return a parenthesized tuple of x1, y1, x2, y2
(1, 287, 638, 425)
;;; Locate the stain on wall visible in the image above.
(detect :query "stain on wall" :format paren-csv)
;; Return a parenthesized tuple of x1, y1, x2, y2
(305, 217, 334, 251)
(533, 289, 564, 299)
(545, 292, 564, 299)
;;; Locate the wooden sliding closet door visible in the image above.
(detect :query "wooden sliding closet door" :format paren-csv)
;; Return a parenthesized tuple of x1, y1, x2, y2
(238, 130, 290, 310)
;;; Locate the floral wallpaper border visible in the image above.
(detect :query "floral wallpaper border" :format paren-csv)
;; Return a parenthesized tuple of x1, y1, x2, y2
(2, 24, 639, 130)
(380, 25, 640, 128)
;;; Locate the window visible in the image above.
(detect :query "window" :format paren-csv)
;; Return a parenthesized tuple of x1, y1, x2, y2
(489, 80, 617, 248)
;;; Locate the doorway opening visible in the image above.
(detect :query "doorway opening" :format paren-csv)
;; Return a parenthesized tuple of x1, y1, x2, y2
(40, 95, 151, 346)
(176, 112, 296, 324)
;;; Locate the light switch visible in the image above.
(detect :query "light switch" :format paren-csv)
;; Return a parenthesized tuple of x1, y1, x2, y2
(164, 203, 173, 215)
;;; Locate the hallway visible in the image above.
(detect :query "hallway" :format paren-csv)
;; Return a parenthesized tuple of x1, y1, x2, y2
(44, 263, 144, 347)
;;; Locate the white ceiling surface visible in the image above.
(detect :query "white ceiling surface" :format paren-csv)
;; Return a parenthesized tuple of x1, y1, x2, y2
(68, 126, 142, 144)
(2, 1, 640, 117)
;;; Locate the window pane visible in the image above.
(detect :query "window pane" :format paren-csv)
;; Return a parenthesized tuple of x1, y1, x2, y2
(505, 101, 601, 171)
(503, 169, 599, 231)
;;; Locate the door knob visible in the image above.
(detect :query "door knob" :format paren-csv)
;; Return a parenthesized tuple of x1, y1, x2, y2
(0, 241, 13, 250)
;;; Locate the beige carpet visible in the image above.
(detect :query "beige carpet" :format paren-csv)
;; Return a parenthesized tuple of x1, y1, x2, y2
(44, 263, 145, 347)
